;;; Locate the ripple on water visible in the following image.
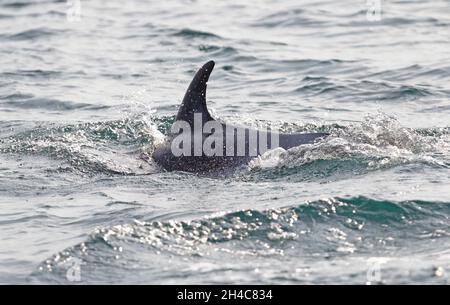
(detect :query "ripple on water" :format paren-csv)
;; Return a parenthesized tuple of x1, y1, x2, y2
(34, 196, 450, 284)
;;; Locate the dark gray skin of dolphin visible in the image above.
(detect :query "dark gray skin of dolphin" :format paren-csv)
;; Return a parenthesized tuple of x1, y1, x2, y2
(152, 61, 328, 173)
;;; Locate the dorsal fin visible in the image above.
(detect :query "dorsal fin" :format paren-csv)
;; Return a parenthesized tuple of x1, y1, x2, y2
(176, 61, 215, 125)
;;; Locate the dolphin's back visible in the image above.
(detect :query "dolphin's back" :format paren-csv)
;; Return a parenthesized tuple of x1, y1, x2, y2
(278, 132, 329, 150)
(152, 61, 329, 173)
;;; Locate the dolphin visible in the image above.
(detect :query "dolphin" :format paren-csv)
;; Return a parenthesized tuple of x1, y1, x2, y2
(152, 60, 328, 174)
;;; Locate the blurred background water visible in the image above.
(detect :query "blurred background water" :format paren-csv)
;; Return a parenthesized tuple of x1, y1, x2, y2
(1, 0, 450, 284)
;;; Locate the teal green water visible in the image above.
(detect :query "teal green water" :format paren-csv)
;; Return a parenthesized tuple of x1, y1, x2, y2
(1, 0, 450, 284)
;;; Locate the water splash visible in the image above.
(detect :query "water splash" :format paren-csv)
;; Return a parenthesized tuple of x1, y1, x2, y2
(0, 114, 165, 175)
(249, 113, 450, 175)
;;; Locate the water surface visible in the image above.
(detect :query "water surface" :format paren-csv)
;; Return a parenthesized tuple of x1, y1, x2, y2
(1, 0, 450, 284)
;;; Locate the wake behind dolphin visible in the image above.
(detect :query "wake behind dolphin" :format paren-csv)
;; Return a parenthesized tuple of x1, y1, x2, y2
(152, 61, 328, 173)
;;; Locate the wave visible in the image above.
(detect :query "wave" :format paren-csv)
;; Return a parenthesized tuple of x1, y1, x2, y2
(2, 98, 105, 111)
(247, 113, 450, 179)
(1, 0, 64, 9)
(1, 70, 62, 79)
(293, 76, 438, 101)
(251, 8, 328, 28)
(3, 28, 59, 41)
(198, 45, 238, 57)
(0, 114, 165, 175)
(34, 196, 450, 284)
(173, 28, 221, 39)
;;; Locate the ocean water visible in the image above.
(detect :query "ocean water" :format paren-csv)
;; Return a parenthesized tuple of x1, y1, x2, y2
(1, 0, 450, 284)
